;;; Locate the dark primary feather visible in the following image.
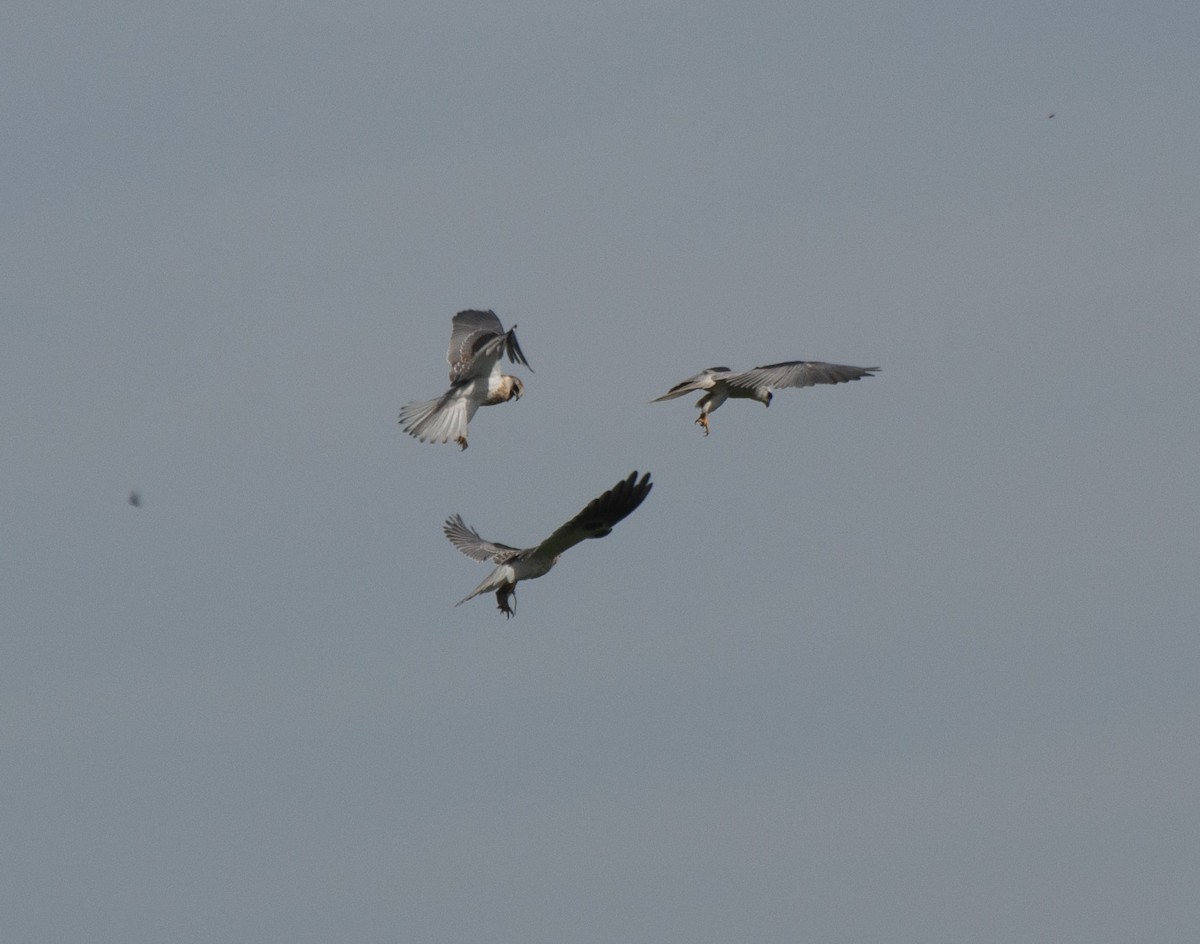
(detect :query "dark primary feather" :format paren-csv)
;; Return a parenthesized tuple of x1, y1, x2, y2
(563, 471, 652, 537)
(502, 329, 532, 373)
(538, 471, 653, 558)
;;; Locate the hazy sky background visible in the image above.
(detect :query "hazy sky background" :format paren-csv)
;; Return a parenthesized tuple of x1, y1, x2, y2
(4, 2, 1199, 941)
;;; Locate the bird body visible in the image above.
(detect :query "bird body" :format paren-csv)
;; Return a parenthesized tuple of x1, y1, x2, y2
(653, 360, 878, 434)
(445, 471, 653, 617)
(399, 309, 531, 448)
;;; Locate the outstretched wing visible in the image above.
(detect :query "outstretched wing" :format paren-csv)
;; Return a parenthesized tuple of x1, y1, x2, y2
(533, 471, 653, 560)
(725, 361, 879, 393)
(447, 309, 532, 384)
(443, 514, 521, 563)
(651, 368, 731, 402)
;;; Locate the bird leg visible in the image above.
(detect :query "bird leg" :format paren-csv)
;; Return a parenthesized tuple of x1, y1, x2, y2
(495, 584, 517, 618)
(456, 435, 469, 450)
(695, 412, 711, 435)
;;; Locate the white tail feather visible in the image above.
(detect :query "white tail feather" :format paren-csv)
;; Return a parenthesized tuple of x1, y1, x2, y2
(454, 565, 510, 607)
(399, 394, 475, 444)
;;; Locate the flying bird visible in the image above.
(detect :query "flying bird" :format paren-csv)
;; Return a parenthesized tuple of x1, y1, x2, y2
(399, 309, 532, 449)
(653, 361, 879, 434)
(444, 470, 653, 617)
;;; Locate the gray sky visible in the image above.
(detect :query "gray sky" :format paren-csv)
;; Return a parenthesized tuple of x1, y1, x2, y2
(4, 1, 1199, 941)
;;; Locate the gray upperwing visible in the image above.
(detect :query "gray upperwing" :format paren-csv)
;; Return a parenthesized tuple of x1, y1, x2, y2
(729, 361, 879, 392)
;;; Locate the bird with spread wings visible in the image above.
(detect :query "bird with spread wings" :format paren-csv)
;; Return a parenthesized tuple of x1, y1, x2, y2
(444, 471, 653, 617)
(653, 361, 879, 435)
(399, 309, 532, 449)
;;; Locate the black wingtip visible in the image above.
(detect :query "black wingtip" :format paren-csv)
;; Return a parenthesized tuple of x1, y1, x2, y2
(621, 470, 653, 502)
(572, 470, 653, 539)
(505, 327, 533, 372)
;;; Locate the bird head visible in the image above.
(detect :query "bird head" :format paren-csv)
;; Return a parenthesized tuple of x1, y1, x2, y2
(508, 376, 525, 401)
(763, 391, 773, 407)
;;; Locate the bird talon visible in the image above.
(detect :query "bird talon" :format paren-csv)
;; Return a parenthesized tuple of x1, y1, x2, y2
(496, 586, 516, 617)
(456, 436, 469, 450)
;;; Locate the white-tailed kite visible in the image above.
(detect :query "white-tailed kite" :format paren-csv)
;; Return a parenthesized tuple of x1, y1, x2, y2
(444, 471, 653, 617)
(653, 361, 879, 435)
(399, 309, 532, 449)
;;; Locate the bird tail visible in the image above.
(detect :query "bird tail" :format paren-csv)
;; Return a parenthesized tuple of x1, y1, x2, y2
(650, 384, 699, 402)
(399, 392, 472, 444)
(454, 566, 509, 607)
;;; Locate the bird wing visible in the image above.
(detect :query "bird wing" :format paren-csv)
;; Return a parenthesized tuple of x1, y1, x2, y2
(443, 514, 521, 563)
(651, 368, 731, 401)
(446, 309, 532, 384)
(725, 361, 879, 393)
(532, 471, 653, 559)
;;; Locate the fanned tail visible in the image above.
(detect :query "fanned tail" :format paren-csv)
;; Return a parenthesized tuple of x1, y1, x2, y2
(399, 392, 472, 445)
